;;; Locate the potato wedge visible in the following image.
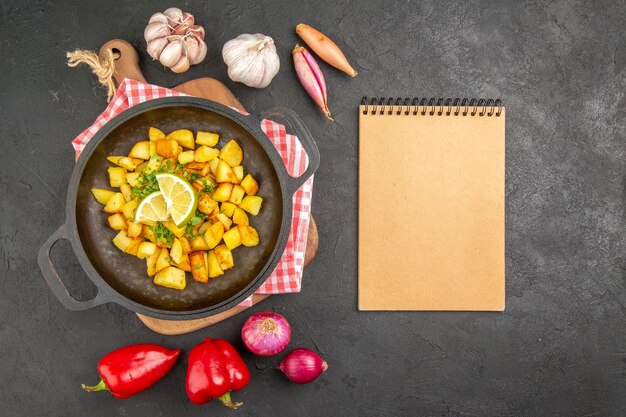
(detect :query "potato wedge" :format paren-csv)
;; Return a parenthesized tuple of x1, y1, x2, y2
(126, 221, 143, 238)
(196, 131, 219, 147)
(214, 244, 234, 270)
(125, 238, 143, 256)
(167, 129, 195, 149)
(178, 150, 195, 165)
(238, 225, 260, 247)
(154, 266, 186, 290)
(149, 127, 166, 141)
(195, 145, 220, 162)
(185, 161, 209, 172)
(192, 176, 217, 194)
(219, 140, 243, 167)
(126, 172, 140, 187)
(238, 195, 263, 215)
(207, 250, 224, 278)
(233, 166, 244, 183)
(142, 225, 157, 243)
(197, 221, 211, 236)
(232, 207, 249, 225)
(108, 156, 142, 170)
(222, 227, 242, 250)
(170, 238, 184, 264)
(212, 183, 233, 202)
(213, 213, 233, 231)
(240, 174, 259, 196)
(146, 250, 160, 276)
(215, 159, 238, 183)
(220, 202, 237, 217)
(107, 213, 127, 230)
(129, 141, 151, 160)
(103, 193, 125, 214)
(119, 183, 132, 201)
(203, 222, 224, 249)
(155, 248, 172, 273)
(189, 251, 209, 283)
(106, 156, 123, 166)
(122, 199, 139, 220)
(108, 167, 127, 187)
(136, 161, 148, 172)
(91, 188, 116, 205)
(175, 255, 192, 272)
(156, 139, 180, 158)
(137, 242, 157, 260)
(209, 158, 220, 176)
(229, 185, 245, 205)
(180, 236, 192, 254)
(112, 230, 133, 252)
(197, 194, 219, 215)
(189, 235, 211, 251)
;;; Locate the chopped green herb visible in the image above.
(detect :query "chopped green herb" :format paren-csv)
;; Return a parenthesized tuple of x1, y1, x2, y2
(150, 223, 174, 247)
(185, 211, 207, 236)
(194, 265, 202, 270)
(202, 179, 217, 194)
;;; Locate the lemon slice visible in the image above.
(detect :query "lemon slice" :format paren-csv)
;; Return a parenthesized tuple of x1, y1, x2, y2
(156, 173, 198, 226)
(135, 191, 170, 223)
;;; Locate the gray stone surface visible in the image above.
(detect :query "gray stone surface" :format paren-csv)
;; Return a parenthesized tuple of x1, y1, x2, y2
(1, 0, 625, 415)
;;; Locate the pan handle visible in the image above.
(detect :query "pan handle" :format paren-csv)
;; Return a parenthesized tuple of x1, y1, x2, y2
(37, 224, 110, 311)
(259, 107, 320, 196)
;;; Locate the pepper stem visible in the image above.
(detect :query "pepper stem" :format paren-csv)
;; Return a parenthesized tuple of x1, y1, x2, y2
(217, 392, 243, 409)
(81, 378, 109, 393)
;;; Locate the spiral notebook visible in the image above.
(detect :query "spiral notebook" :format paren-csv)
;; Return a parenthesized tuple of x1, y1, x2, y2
(358, 98, 505, 311)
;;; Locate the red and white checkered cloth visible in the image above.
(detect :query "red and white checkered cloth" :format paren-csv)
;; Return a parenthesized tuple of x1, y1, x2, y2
(72, 79, 313, 306)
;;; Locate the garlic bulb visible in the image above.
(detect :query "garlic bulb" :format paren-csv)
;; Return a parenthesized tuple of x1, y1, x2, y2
(222, 34, 280, 88)
(144, 8, 206, 73)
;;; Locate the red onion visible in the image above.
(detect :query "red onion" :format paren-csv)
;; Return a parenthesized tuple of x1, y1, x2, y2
(241, 312, 291, 356)
(277, 348, 328, 384)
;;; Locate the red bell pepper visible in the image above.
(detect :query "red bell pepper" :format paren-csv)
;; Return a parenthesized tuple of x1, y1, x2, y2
(186, 338, 250, 409)
(82, 344, 181, 399)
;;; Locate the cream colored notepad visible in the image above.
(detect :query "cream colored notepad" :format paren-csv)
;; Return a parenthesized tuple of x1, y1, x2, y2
(358, 99, 505, 311)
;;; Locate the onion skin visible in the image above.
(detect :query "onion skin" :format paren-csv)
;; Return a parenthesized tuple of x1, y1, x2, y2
(296, 23, 357, 77)
(277, 348, 328, 384)
(241, 312, 291, 356)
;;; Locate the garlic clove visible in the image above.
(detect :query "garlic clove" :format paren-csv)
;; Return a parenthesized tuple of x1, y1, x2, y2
(183, 37, 200, 64)
(189, 25, 205, 41)
(148, 12, 168, 25)
(147, 38, 168, 60)
(172, 24, 187, 36)
(182, 12, 195, 27)
(159, 39, 183, 68)
(192, 41, 207, 65)
(163, 7, 183, 26)
(144, 22, 171, 43)
(170, 54, 190, 73)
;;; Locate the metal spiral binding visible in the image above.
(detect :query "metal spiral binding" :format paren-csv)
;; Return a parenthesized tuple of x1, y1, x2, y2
(361, 97, 502, 116)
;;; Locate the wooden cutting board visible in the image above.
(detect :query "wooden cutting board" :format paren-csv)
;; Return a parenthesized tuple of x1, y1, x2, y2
(99, 40, 319, 335)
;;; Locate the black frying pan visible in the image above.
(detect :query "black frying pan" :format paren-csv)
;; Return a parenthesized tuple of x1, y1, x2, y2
(38, 97, 319, 320)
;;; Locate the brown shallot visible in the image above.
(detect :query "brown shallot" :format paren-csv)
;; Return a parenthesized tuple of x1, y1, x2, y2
(296, 23, 357, 77)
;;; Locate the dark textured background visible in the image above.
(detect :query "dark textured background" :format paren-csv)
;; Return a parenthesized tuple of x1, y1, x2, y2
(1, 0, 625, 416)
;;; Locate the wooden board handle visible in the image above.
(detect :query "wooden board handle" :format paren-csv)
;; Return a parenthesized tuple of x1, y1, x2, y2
(99, 39, 146, 87)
